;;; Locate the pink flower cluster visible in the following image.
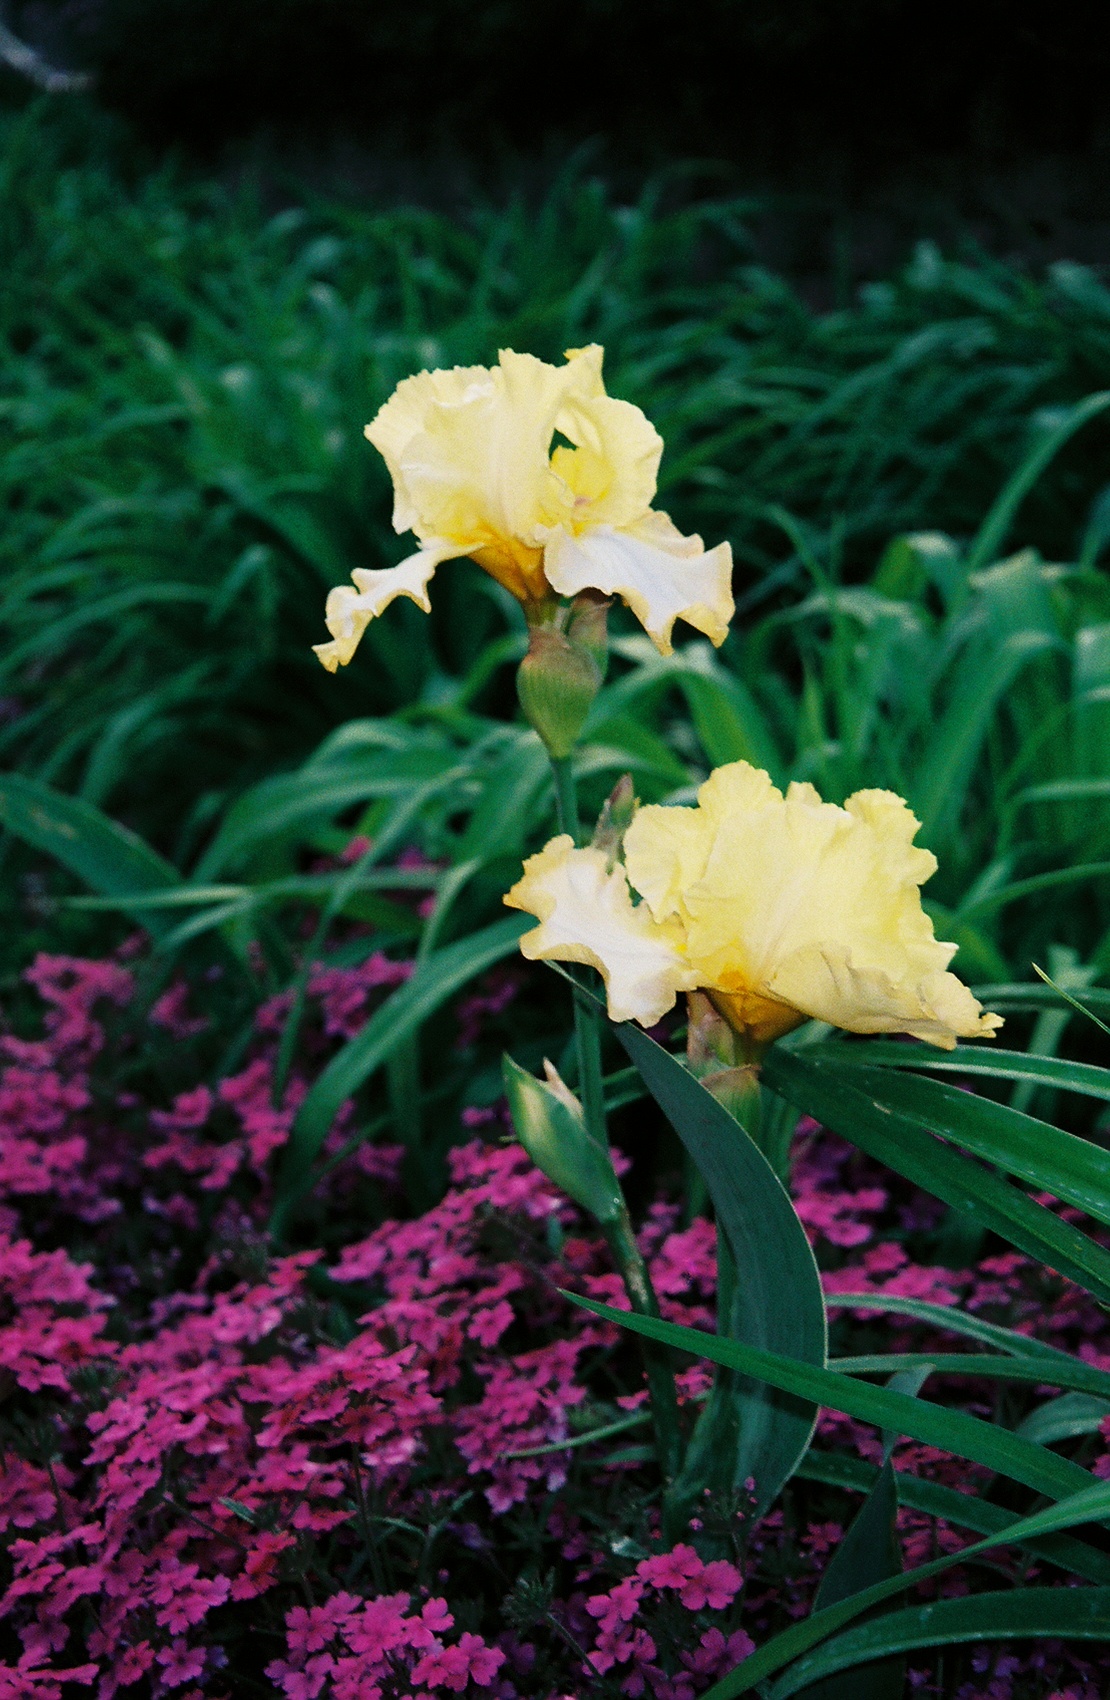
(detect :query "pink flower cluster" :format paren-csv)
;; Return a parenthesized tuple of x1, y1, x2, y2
(586, 1546, 751, 1697)
(0, 949, 749, 1694)
(0, 1244, 444, 1692)
(0, 942, 1106, 1698)
(0, 954, 133, 1224)
(0, 940, 417, 1241)
(267, 1591, 505, 1699)
(143, 1057, 304, 1202)
(255, 954, 413, 1042)
(0, 1236, 112, 1394)
(331, 1145, 728, 1514)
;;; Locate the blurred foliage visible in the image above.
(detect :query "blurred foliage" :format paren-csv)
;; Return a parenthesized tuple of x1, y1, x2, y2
(6, 99, 1110, 865)
(4, 98, 1110, 1103)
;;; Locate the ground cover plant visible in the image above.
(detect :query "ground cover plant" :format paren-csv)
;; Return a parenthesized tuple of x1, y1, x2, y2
(4, 95, 1110, 1698)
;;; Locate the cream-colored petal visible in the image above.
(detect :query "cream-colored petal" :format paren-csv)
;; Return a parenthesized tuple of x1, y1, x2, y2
(766, 948, 1003, 1050)
(551, 392, 662, 532)
(621, 804, 709, 927)
(504, 836, 698, 1026)
(312, 544, 454, 672)
(365, 365, 492, 535)
(621, 760, 1000, 1048)
(365, 352, 605, 553)
(377, 350, 580, 555)
(561, 344, 606, 398)
(543, 514, 734, 655)
(625, 762, 779, 926)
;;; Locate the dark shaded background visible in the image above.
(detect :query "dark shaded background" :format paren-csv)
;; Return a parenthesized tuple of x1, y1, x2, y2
(17, 0, 1106, 159)
(10, 0, 1110, 287)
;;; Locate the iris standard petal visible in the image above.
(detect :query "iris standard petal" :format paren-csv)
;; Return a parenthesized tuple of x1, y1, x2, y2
(624, 760, 1001, 1049)
(543, 511, 734, 655)
(366, 348, 605, 556)
(504, 836, 698, 1026)
(625, 761, 779, 927)
(365, 365, 492, 535)
(551, 392, 663, 533)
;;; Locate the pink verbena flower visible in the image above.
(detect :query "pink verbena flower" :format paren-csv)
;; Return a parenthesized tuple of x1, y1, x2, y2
(0, 1238, 112, 1392)
(795, 1186, 887, 1248)
(148, 1561, 230, 1634)
(411, 1631, 506, 1691)
(148, 981, 209, 1040)
(22, 955, 132, 1063)
(637, 1547, 701, 1591)
(634, 1546, 741, 1612)
(680, 1628, 755, 1679)
(679, 1560, 742, 1613)
(155, 1640, 206, 1688)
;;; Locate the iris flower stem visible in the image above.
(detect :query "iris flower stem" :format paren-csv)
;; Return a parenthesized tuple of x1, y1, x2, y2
(547, 752, 684, 1488)
(601, 1208, 685, 1486)
(550, 755, 580, 842)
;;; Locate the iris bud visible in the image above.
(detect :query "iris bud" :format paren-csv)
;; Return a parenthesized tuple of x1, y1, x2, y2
(591, 773, 637, 869)
(516, 622, 602, 761)
(502, 1054, 624, 1225)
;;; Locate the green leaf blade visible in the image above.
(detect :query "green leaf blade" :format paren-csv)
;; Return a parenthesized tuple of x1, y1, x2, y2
(796, 1450, 1110, 1584)
(825, 1061, 1110, 1227)
(771, 1587, 1110, 1699)
(618, 1025, 827, 1520)
(0, 774, 178, 935)
(808, 1040, 1110, 1103)
(562, 1293, 1095, 1502)
(763, 1051, 1110, 1302)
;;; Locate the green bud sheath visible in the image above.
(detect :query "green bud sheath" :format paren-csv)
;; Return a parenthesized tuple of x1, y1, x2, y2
(565, 590, 611, 679)
(516, 625, 601, 761)
(591, 773, 637, 866)
(502, 1053, 624, 1225)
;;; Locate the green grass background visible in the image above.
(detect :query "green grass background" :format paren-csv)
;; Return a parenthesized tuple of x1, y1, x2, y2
(3, 94, 1110, 1037)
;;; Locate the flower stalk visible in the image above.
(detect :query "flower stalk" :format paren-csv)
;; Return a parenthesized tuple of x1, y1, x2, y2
(599, 1206, 685, 1486)
(537, 749, 684, 1487)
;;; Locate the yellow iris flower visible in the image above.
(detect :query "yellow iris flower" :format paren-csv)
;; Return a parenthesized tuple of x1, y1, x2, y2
(314, 345, 734, 671)
(505, 761, 1002, 1051)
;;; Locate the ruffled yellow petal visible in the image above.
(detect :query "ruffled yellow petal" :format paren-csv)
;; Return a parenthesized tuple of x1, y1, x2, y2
(765, 947, 1002, 1050)
(624, 761, 1000, 1049)
(504, 836, 698, 1026)
(312, 545, 452, 672)
(364, 348, 606, 562)
(626, 761, 779, 926)
(551, 392, 662, 533)
(561, 344, 606, 397)
(543, 510, 735, 655)
(364, 365, 491, 535)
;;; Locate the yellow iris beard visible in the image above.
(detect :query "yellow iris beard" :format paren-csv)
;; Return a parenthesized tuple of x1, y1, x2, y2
(506, 760, 1002, 1051)
(314, 345, 734, 671)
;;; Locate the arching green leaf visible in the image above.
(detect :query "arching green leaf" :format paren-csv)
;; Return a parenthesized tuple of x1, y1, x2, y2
(617, 1025, 826, 1522)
